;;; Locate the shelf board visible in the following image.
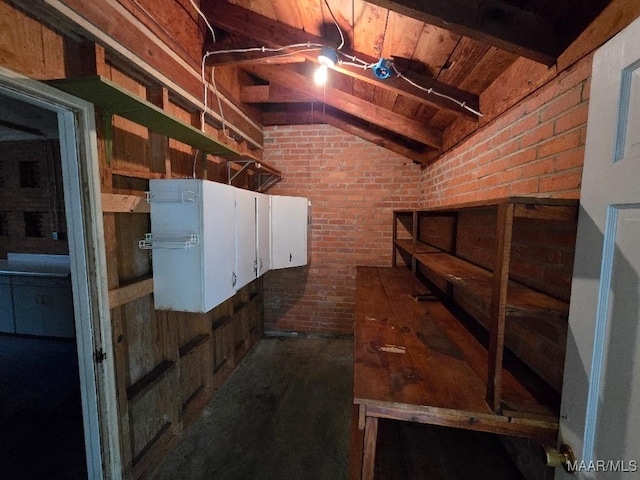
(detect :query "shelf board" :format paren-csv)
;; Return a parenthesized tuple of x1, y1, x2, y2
(394, 239, 442, 255)
(397, 197, 578, 219)
(414, 252, 569, 318)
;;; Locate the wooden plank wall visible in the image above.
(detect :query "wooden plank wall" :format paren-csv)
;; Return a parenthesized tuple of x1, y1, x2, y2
(84, 48, 265, 479)
(0, 2, 266, 477)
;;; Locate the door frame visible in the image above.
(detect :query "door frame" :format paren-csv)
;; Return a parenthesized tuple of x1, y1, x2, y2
(0, 66, 121, 479)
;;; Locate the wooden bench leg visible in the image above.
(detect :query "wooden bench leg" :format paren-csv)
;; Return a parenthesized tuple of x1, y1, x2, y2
(349, 405, 365, 480)
(361, 416, 379, 480)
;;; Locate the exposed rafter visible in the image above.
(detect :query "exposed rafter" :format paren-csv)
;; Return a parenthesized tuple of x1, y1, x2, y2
(201, 0, 480, 119)
(245, 64, 443, 150)
(364, 0, 560, 65)
(205, 40, 306, 67)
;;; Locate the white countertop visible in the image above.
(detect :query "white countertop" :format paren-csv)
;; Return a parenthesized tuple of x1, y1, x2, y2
(0, 253, 71, 278)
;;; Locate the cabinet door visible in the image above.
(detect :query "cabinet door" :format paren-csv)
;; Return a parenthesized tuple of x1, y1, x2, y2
(234, 188, 257, 290)
(150, 179, 236, 313)
(150, 179, 207, 311)
(0, 277, 14, 333)
(12, 277, 74, 338)
(201, 180, 237, 311)
(256, 193, 271, 276)
(271, 195, 309, 269)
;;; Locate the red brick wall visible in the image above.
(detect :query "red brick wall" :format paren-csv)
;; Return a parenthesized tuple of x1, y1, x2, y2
(420, 53, 592, 206)
(262, 53, 591, 370)
(262, 125, 421, 334)
(0, 140, 68, 257)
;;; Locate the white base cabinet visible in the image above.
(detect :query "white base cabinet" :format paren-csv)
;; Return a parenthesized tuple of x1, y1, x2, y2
(0, 276, 14, 333)
(12, 276, 75, 338)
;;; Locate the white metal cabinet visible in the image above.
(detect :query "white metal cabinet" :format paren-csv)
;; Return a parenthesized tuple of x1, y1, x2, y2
(256, 192, 271, 276)
(234, 188, 257, 290)
(0, 275, 14, 333)
(148, 179, 236, 313)
(12, 275, 75, 338)
(271, 195, 309, 269)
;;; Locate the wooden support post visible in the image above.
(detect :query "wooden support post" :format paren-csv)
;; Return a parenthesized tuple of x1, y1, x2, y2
(411, 211, 418, 275)
(147, 86, 172, 178)
(391, 212, 398, 267)
(451, 211, 459, 254)
(349, 405, 366, 480)
(76, 40, 136, 473)
(486, 202, 515, 412)
(361, 416, 379, 480)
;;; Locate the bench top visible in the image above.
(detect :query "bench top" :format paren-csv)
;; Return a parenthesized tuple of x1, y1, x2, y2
(353, 266, 558, 439)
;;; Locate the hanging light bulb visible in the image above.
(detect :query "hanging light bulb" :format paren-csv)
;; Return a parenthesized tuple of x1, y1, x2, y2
(314, 64, 329, 85)
(314, 46, 338, 86)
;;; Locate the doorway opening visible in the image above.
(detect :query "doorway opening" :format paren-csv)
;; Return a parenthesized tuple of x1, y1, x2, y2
(0, 94, 86, 477)
(0, 68, 121, 479)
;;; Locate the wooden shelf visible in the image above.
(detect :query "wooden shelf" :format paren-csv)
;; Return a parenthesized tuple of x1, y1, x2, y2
(414, 252, 569, 320)
(391, 196, 578, 414)
(48, 75, 282, 178)
(393, 239, 441, 255)
(410, 196, 578, 216)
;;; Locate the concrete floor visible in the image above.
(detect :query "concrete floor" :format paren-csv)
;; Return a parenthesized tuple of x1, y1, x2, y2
(150, 336, 353, 480)
(150, 335, 524, 480)
(0, 335, 86, 479)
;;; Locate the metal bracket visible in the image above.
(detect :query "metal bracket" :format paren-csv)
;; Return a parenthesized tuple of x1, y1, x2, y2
(138, 233, 199, 250)
(227, 159, 282, 192)
(95, 348, 107, 364)
(228, 160, 255, 185)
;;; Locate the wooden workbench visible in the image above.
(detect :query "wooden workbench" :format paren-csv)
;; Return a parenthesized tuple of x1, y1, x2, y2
(350, 266, 558, 480)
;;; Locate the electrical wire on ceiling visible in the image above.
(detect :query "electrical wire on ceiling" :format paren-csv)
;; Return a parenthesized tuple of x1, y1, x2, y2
(189, 0, 216, 42)
(322, 0, 344, 50)
(189, 0, 482, 149)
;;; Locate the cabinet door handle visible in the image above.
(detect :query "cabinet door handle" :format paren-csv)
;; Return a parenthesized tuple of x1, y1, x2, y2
(289, 252, 293, 262)
(231, 272, 237, 287)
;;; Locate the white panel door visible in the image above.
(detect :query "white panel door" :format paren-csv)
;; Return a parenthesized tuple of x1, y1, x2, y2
(557, 16, 640, 479)
(235, 188, 257, 290)
(271, 195, 308, 269)
(256, 192, 271, 276)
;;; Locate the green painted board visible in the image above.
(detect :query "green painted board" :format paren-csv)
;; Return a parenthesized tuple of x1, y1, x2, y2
(48, 75, 241, 157)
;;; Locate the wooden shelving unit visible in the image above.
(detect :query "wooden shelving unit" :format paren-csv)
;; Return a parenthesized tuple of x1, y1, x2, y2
(351, 198, 579, 479)
(392, 196, 579, 412)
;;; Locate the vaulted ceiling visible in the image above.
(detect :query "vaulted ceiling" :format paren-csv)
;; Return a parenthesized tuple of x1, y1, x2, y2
(201, 0, 611, 163)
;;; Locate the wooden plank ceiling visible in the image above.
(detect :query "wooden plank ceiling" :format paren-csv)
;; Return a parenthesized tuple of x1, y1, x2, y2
(201, 0, 610, 163)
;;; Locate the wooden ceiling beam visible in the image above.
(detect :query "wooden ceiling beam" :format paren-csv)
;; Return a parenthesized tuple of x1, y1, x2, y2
(364, 0, 559, 65)
(201, 0, 479, 118)
(205, 41, 306, 67)
(245, 65, 443, 150)
(241, 85, 314, 103)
